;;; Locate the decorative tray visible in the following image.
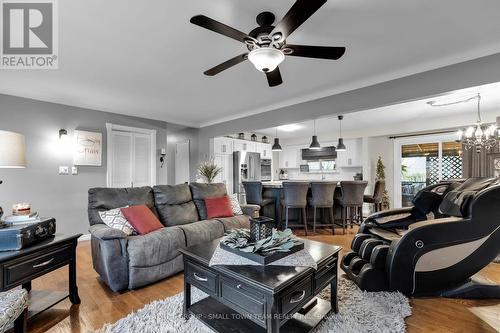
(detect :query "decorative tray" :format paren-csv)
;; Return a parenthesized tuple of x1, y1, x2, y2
(220, 241, 304, 265)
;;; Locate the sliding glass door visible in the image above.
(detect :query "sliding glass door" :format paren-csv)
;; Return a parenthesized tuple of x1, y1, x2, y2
(394, 134, 462, 207)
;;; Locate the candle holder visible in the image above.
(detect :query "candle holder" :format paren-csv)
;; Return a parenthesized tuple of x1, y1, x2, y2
(250, 216, 275, 242)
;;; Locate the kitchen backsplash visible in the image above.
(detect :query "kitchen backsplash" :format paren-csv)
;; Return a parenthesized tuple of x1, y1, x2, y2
(286, 168, 362, 181)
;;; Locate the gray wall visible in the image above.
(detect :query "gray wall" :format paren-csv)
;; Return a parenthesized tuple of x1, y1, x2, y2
(0, 94, 197, 236)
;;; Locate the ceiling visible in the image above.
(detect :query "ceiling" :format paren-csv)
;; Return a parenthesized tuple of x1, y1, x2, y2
(1, 0, 500, 127)
(256, 82, 500, 140)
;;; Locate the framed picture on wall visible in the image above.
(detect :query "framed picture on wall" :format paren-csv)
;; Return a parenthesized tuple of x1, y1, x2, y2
(487, 153, 500, 177)
(74, 130, 103, 166)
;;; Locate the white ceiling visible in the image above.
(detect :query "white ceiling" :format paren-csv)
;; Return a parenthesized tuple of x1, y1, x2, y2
(1, 0, 500, 127)
(256, 82, 500, 140)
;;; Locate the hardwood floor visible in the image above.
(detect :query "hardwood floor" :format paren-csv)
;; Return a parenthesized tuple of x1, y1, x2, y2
(26, 229, 500, 333)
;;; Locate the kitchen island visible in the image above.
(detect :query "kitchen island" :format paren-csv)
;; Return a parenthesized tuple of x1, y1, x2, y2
(262, 180, 368, 229)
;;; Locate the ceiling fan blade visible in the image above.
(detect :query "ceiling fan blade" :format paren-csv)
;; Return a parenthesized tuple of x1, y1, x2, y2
(284, 44, 346, 60)
(270, 0, 327, 41)
(265, 67, 283, 87)
(190, 15, 250, 43)
(204, 53, 248, 76)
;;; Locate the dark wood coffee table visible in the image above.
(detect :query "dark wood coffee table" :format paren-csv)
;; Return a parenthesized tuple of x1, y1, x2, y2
(180, 238, 341, 333)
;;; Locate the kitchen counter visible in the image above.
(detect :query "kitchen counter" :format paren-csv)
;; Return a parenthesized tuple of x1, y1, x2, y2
(262, 180, 349, 188)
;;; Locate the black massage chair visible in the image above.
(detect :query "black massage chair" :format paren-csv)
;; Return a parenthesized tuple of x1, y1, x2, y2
(341, 177, 500, 298)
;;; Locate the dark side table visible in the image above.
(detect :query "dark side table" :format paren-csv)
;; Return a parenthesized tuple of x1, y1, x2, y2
(0, 233, 82, 322)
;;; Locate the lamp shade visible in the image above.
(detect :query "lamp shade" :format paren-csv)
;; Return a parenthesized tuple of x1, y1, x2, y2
(272, 138, 282, 152)
(309, 135, 321, 150)
(0, 130, 26, 168)
(248, 48, 285, 73)
(336, 138, 346, 152)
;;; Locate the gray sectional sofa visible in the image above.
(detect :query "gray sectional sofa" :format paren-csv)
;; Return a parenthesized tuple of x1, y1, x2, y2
(88, 183, 259, 292)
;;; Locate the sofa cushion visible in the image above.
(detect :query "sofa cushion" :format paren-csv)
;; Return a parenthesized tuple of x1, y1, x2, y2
(121, 205, 163, 235)
(216, 215, 251, 232)
(98, 207, 136, 236)
(205, 196, 234, 219)
(127, 226, 186, 267)
(153, 184, 199, 226)
(88, 186, 156, 226)
(178, 219, 225, 247)
(190, 183, 227, 220)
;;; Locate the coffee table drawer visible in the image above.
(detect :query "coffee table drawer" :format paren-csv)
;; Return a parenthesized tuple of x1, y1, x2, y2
(315, 258, 337, 291)
(281, 276, 313, 315)
(220, 277, 266, 325)
(5, 245, 72, 287)
(186, 261, 218, 295)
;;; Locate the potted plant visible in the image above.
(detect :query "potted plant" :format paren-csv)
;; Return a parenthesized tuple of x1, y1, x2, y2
(376, 156, 391, 209)
(197, 159, 223, 183)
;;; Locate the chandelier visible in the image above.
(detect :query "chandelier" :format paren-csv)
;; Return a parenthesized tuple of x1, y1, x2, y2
(456, 94, 498, 152)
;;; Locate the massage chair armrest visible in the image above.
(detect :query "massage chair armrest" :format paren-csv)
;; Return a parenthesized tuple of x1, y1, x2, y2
(241, 204, 260, 218)
(89, 224, 128, 240)
(360, 207, 417, 232)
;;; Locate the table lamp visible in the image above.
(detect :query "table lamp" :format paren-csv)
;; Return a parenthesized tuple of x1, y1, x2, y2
(0, 130, 26, 221)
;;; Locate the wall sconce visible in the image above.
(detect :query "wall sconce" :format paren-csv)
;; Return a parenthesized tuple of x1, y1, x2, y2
(160, 148, 166, 168)
(59, 129, 68, 139)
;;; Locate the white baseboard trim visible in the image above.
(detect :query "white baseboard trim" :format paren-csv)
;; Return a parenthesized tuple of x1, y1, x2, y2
(78, 233, 91, 242)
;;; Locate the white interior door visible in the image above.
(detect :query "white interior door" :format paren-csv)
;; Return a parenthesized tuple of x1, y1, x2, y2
(133, 133, 152, 187)
(107, 123, 156, 188)
(175, 141, 190, 184)
(111, 132, 133, 187)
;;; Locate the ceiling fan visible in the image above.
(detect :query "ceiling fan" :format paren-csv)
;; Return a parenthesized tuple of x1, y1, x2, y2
(190, 0, 346, 87)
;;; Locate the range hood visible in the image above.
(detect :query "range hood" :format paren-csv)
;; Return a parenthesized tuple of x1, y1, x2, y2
(301, 146, 337, 161)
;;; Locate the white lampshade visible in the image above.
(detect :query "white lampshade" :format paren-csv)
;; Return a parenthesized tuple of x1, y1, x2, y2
(248, 48, 285, 73)
(0, 130, 26, 168)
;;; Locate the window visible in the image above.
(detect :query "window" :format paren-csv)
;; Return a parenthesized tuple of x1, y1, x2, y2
(394, 134, 462, 208)
(307, 160, 336, 172)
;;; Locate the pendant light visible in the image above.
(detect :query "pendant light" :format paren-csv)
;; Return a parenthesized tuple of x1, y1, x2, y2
(336, 115, 346, 152)
(272, 127, 282, 152)
(309, 119, 321, 150)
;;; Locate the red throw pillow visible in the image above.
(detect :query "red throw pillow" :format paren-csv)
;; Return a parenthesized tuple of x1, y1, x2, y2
(121, 205, 163, 235)
(205, 196, 234, 219)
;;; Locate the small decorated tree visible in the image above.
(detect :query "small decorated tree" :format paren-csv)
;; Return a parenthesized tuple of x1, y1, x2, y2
(376, 156, 390, 209)
(197, 159, 223, 183)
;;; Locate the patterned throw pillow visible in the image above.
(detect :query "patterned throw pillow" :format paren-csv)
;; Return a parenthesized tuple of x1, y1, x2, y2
(229, 194, 243, 215)
(99, 208, 136, 236)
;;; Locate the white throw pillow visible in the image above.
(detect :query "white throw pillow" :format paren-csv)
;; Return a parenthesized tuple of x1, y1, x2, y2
(99, 207, 136, 236)
(228, 194, 243, 215)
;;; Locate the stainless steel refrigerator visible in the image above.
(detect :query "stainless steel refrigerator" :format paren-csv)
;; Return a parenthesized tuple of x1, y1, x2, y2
(233, 151, 261, 202)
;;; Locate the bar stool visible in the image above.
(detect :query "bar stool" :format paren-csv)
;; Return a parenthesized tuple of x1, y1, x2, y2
(242, 181, 276, 219)
(363, 180, 385, 213)
(281, 182, 309, 236)
(308, 182, 337, 234)
(335, 181, 368, 234)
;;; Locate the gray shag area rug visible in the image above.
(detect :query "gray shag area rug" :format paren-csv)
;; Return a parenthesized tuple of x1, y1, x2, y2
(494, 255, 500, 264)
(94, 277, 411, 333)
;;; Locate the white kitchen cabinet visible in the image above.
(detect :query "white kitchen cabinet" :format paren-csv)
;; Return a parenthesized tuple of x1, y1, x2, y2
(279, 148, 300, 169)
(233, 139, 256, 152)
(212, 137, 233, 155)
(337, 138, 362, 167)
(255, 142, 272, 159)
(213, 154, 233, 194)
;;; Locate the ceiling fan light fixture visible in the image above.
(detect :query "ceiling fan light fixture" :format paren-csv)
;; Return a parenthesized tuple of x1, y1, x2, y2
(248, 47, 285, 73)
